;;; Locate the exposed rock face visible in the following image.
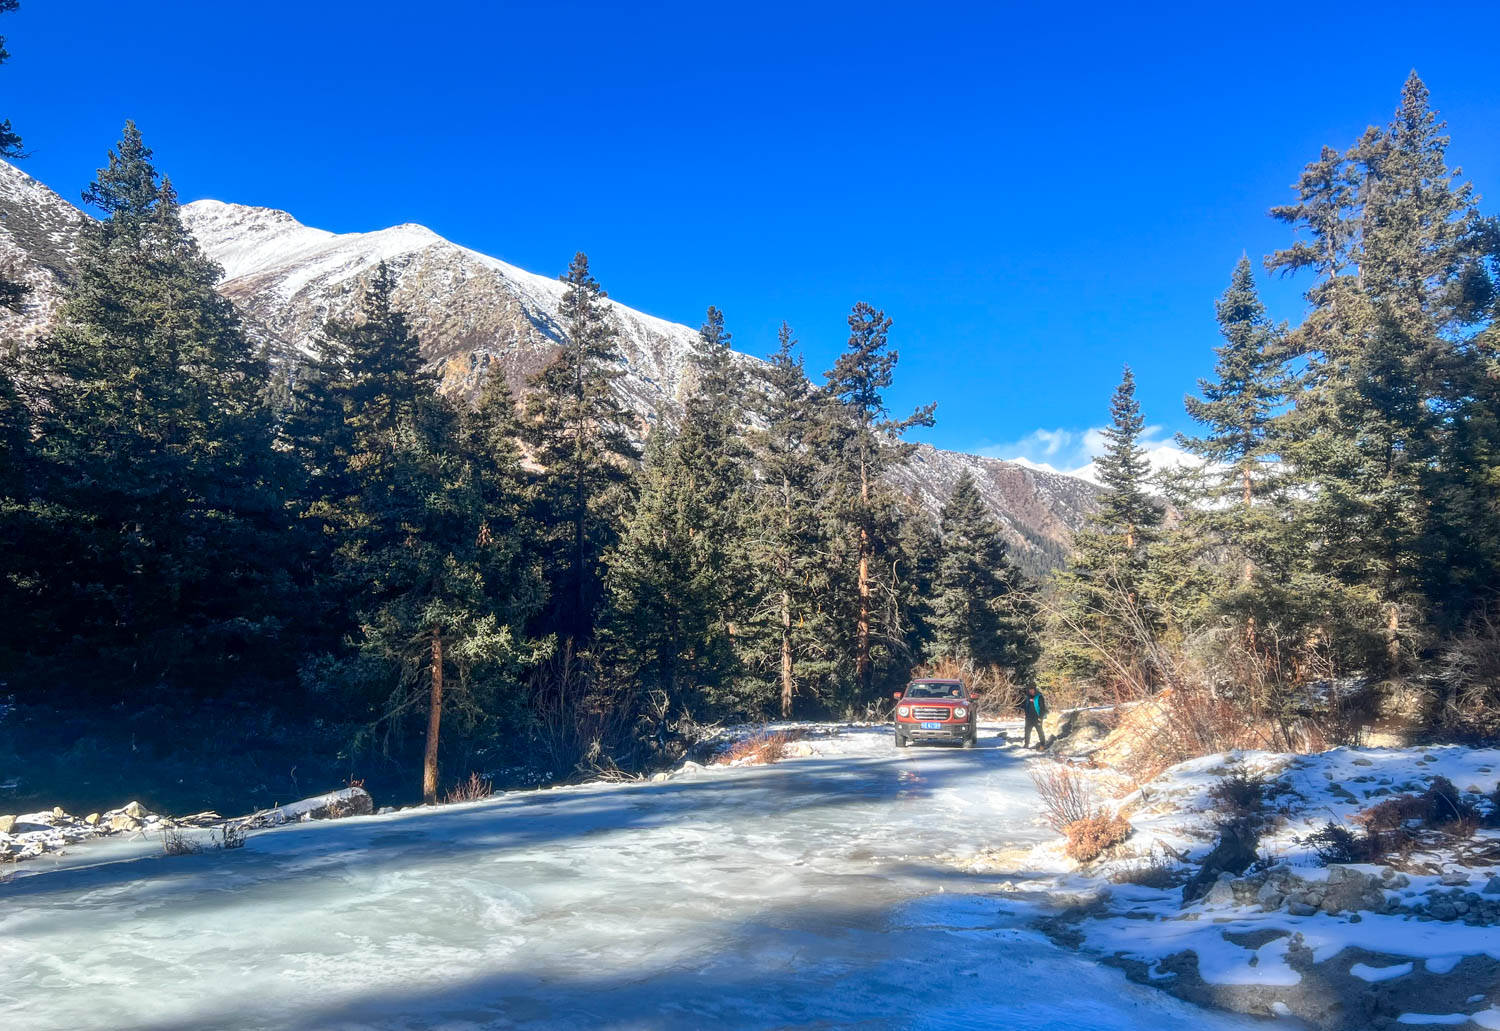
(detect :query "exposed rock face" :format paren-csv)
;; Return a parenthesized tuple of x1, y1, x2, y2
(0, 159, 1099, 571)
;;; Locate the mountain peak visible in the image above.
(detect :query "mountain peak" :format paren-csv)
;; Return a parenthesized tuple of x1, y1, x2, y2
(2, 160, 1098, 570)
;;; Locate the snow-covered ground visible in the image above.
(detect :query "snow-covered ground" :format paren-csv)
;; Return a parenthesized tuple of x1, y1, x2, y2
(0, 724, 1268, 1031)
(1030, 745, 1500, 1028)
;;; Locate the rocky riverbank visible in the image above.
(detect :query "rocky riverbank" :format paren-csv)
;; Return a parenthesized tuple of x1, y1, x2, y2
(1011, 743, 1500, 1029)
(0, 786, 375, 865)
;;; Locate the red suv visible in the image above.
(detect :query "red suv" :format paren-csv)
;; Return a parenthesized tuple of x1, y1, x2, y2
(893, 678, 977, 748)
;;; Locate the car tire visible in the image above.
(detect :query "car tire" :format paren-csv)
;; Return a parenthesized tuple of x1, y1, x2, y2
(894, 731, 908, 748)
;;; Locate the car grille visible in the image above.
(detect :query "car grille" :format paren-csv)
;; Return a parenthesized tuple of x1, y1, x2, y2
(911, 706, 953, 721)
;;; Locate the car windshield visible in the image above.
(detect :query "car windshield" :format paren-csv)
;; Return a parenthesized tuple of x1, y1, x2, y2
(905, 682, 964, 699)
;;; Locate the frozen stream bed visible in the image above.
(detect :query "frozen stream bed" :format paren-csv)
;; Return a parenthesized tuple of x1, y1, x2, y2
(0, 725, 1268, 1030)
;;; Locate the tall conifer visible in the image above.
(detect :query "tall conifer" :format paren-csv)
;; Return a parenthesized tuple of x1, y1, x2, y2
(524, 253, 638, 641)
(824, 302, 935, 698)
(22, 124, 283, 689)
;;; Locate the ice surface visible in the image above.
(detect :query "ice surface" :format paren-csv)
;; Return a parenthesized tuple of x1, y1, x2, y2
(1, 725, 1267, 1030)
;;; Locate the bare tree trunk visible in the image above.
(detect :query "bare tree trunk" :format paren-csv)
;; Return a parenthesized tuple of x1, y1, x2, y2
(780, 472, 795, 718)
(856, 454, 871, 695)
(1385, 602, 1401, 677)
(1241, 465, 1255, 586)
(780, 587, 794, 718)
(423, 630, 443, 805)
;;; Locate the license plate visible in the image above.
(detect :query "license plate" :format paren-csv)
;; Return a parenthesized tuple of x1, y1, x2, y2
(920, 722, 942, 730)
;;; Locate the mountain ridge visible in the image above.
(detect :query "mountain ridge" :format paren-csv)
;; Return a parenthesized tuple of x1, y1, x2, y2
(0, 159, 1098, 574)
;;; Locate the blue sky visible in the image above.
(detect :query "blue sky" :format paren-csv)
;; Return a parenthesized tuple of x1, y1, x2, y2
(6, 1, 1498, 468)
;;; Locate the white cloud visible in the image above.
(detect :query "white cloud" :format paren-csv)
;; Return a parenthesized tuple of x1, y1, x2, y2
(976, 425, 1197, 484)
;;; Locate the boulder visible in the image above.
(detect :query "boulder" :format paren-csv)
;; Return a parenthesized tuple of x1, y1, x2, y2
(107, 813, 141, 833)
(1440, 871, 1471, 887)
(0, 815, 14, 834)
(50, 806, 68, 822)
(83, 812, 100, 826)
(1205, 875, 1237, 907)
(1483, 876, 1500, 896)
(1256, 881, 1284, 911)
(122, 801, 147, 819)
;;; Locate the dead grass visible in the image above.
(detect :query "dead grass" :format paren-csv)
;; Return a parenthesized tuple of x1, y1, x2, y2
(1109, 845, 1180, 888)
(160, 827, 203, 856)
(444, 772, 494, 804)
(163, 822, 248, 855)
(718, 730, 801, 766)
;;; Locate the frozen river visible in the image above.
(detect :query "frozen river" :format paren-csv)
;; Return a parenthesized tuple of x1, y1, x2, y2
(1, 725, 1266, 1030)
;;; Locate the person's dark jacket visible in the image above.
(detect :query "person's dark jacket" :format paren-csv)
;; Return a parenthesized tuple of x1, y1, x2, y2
(1018, 691, 1047, 721)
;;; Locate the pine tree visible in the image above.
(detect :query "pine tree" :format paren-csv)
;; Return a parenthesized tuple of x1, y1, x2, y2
(824, 302, 935, 698)
(931, 472, 1039, 680)
(1179, 257, 1287, 584)
(524, 253, 638, 641)
(749, 323, 828, 717)
(329, 276, 540, 803)
(1049, 367, 1164, 693)
(606, 308, 764, 718)
(604, 429, 733, 713)
(0, 0, 23, 160)
(20, 123, 284, 691)
(1264, 73, 1497, 672)
(1094, 366, 1161, 559)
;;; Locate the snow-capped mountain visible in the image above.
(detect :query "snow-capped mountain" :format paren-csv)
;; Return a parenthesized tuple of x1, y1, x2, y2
(181, 198, 719, 433)
(0, 159, 1098, 572)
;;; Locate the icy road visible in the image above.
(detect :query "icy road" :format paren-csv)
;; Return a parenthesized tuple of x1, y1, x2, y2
(0, 726, 1266, 1030)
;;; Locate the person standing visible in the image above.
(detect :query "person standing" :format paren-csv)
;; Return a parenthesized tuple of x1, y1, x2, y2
(1019, 686, 1049, 749)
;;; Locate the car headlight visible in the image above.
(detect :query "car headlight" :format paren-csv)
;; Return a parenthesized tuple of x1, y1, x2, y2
(954, 706, 968, 719)
(897, 705, 910, 717)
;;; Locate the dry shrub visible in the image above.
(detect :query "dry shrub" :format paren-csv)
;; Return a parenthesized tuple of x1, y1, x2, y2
(1300, 821, 1379, 865)
(719, 731, 798, 766)
(444, 772, 494, 804)
(216, 823, 247, 850)
(1356, 794, 1428, 832)
(1437, 607, 1500, 740)
(161, 827, 202, 856)
(1065, 814, 1132, 863)
(1208, 771, 1266, 819)
(1030, 765, 1097, 831)
(529, 643, 645, 775)
(1357, 776, 1481, 836)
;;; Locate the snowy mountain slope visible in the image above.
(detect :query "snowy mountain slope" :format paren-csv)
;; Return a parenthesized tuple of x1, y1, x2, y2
(182, 197, 709, 432)
(0, 161, 90, 345)
(0, 159, 1098, 569)
(893, 444, 1098, 576)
